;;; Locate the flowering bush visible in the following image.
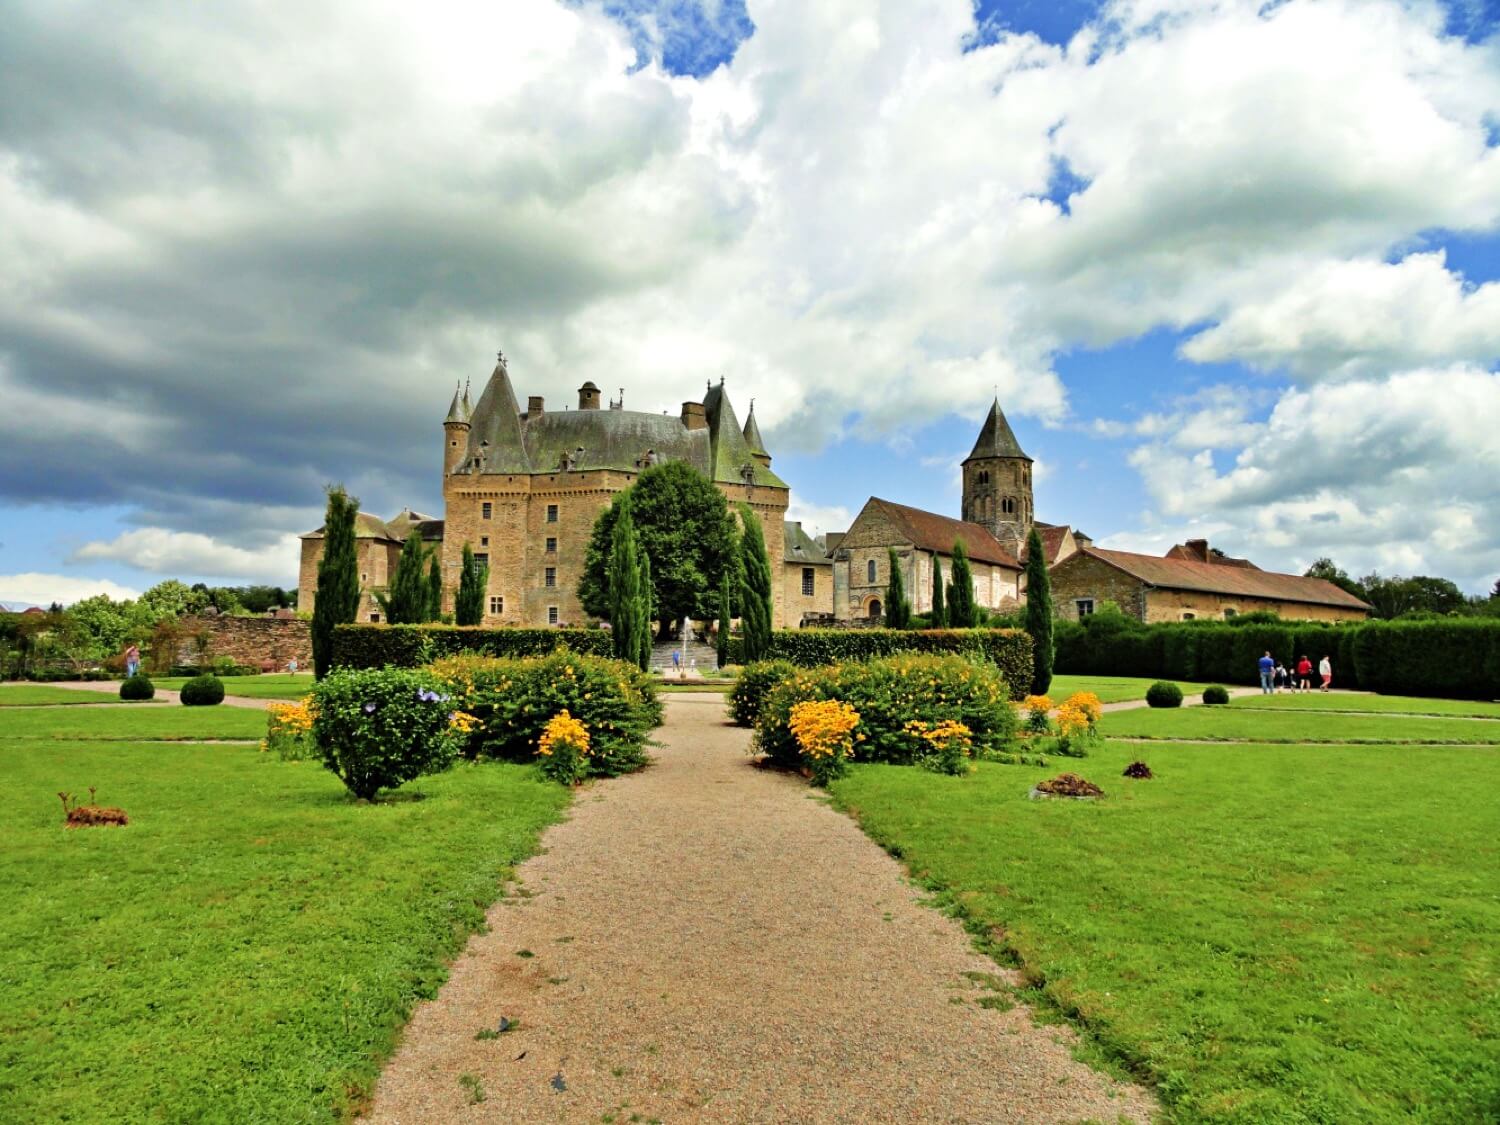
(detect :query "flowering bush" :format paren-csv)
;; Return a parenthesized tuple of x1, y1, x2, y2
(1053, 691, 1103, 758)
(309, 668, 464, 799)
(904, 718, 974, 775)
(728, 660, 798, 727)
(427, 649, 659, 780)
(789, 699, 859, 786)
(756, 654, 1018, 770)
(1021, 694, 1053, 735)
(535, 709, 592, 786)
(263, 696, 316, 761)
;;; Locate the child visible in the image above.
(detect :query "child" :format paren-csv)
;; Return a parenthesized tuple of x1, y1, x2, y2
(1273, 662, 1287, 692)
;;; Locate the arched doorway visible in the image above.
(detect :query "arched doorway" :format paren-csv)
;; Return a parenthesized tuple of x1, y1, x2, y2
(867, 598, 882, 619)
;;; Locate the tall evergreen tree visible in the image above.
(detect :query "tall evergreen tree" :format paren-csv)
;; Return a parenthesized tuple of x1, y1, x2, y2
(636, 552, 654, 671)
(311, 485, 361, 679)
(738, 504, 774, 663)
(455, 543, 486, 626)
(947, 539, 977, 628)
(425, 552, 443, 622)
(885, 548, 911, 629)
(1023, 527, 1054, 694)
(930, 558, 947, 628)
(716, 567, 732, 669)
(607, 497, 646, 667)
(374, 531, 432, 624)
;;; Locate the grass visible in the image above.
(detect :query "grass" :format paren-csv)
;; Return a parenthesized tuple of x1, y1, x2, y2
(1229, 691, 1500, 718)
(1100, 707, 1500, 744)
(0, 740, 569, 1122)
(0, 704, 268, 741)
(830, 739, 1500, 1122)
(154, 673, 316, 700)
(1047, 674, 1215, 704)
(0, 685, 163, 706)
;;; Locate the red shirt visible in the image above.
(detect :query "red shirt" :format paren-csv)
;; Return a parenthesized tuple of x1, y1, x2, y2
(1296, 659, 1312, 676)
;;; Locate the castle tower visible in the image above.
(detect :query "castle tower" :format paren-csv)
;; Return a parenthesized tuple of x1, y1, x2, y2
(961, 398, 1033, 554)
(443, 382, 470, 476)
(743, 402, 772, 470)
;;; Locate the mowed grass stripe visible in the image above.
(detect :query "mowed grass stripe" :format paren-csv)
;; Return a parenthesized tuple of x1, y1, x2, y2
(830, 741, 1500, 1122)
(0, 740, 569, 1123)
(155, 674, 316, 701)
(0, 704, 268, 742)
(1228, 692, 1500, 719)
(1047, 674, 1216, 704)
(1100, 707, 1500, 744)
(0, 686, 166, 707)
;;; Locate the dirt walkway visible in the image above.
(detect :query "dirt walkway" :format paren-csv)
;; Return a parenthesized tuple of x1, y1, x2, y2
(35, 681, 276, 710)
(367, 694, 1154, 1124)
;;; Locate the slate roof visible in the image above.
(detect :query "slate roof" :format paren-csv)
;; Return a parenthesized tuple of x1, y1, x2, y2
(1077, 547, 1372, 610)
(444, 385, 468, 424)
(300, 511, 400, 541)
(963, 399, 1031, 463)
(867, 498, 1021, 569)
(784, 521, 831, 566)
(385, 508, 444, 542)
(743, 405, 768, 456)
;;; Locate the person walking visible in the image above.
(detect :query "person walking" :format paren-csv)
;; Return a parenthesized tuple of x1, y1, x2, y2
(1257, 650, 1275, 694)
(124, 643, 141, 679)
(1319, 654, 1333, 692)
(1273, 661, 1287, 692)
(1296, 655, 1313, 692)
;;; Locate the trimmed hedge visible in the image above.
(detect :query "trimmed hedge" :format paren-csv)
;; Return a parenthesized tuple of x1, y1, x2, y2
(741, 629, 1032, 702)
(1054, 616, 1500, 700)
(331, 624, 611, 670)
(119, 674, 155, 701)
(1202, 684, 1230, 705)
(179, 674, 225, 706)
(1146, 681, 1183, 708)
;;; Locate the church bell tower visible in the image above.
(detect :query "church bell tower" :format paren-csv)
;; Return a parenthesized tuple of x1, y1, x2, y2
(961, 398, 1033, 554)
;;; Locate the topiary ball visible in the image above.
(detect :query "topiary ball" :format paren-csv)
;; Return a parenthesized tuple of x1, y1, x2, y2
(1146, 681, 1183, 708)
(1202, 684, 1230, 705)
(179, 674, 225, 707)
(119, 674, 155, 702)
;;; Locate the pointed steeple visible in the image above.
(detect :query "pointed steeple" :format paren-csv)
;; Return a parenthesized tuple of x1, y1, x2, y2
(703, 381, 785, 487)
(461, 378, 473, 418)
(742, 401, 769, 458)
(963, 398, 1031, 463)
(463, 353, 530, 473)
(444, 382, 466, 424)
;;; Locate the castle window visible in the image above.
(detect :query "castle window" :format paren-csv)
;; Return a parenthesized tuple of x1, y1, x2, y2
(867, 559, 877, 584)
(1222, 608, 1237, 619)
(547, 504, 559, 523)
(480, 536, 489, 547)
(1182, 612, 1196, 621)
(978, 470, 989, 485)
(489, 596, 504, 615)
(482, 502, 492, 520)
(370, 613, 381, 623)
(546, 537, 557, 553)
(548, 606, 559, 625)
(472, 552, 489, 572)
(1001, 497, 1016, 515)
(802, 568, 815, 596)
(544, 567, 556, 588)
(1075, 599, 1094, 617)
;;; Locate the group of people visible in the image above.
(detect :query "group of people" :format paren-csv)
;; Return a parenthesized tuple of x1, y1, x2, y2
(1257, 651, 1332, 694)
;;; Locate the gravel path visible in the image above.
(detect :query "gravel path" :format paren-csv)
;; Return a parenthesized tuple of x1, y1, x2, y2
(367, 694, 1155, 1123)
(35, 680, 276, 710)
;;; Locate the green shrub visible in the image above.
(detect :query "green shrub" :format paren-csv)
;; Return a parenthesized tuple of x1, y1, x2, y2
(1202, 684, 1230, 705)
(309, 668, 463, 799)
(1146, 681, 1183, 708)
(331, 624, 611, 670)
(179, 674, 225, 707)
(119, 674, 155, 702)
(426, 650, 660, 780)
(728, 660, 797, 727)
(755, 654, 1018, 771)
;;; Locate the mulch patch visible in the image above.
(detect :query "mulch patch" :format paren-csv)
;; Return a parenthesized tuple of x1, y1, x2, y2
(65, 805, 129, 828)
(1122, 761, 1154, 779)
(1033, 773, 1104, 799)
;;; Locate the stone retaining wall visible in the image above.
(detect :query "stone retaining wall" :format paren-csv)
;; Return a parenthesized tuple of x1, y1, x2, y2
(175, 615, 311, 671)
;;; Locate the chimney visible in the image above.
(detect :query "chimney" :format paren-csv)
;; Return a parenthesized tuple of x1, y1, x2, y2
(680, 402, 707, 430)
(527, 395, 544, 417)
(1184, 538, 1209, 562)
(578, 382, 601, 410)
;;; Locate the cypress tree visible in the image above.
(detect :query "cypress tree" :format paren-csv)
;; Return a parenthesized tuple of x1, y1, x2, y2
(455, 543, 486, 626)
(716, 567, 732, 669)
(947, 539, 977, 628)
(738, 504, 774, 663)
(375, 531, 431, 624)
(311, 485, 361, 679)
(885, 548, 910, 629)
(1024, 527, 1055, 694)
(930, 557, 947, 628)
(425, 551, 443, 622)
(607, 497, 644, 666)
(636, 551, 654, 671)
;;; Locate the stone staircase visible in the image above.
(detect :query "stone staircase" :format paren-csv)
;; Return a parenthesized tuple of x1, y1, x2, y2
(649, 637, 720, 674)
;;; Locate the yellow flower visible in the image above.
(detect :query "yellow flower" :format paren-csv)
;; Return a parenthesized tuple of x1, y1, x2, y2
(537, 709, 590, 759)
(789, 699, 860, 761)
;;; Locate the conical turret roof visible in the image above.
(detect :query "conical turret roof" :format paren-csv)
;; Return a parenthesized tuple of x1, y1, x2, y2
(444, 383, 468, 424)
(963, 398, 1031, 463)
(742, 403, 768, 455)
(463, 356, 530, 472)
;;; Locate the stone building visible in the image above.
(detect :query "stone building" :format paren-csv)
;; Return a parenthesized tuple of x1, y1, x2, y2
(1048, 540, 1372, 622)
(783, 520, 833, 625)
(299, 355, 792, 628)
(298, 510, 440, 624)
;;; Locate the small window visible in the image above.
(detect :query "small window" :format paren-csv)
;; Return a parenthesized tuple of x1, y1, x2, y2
(545, 537, 557, 553)
(544, 567, 556, 588)
(978, 470, 989, 485)
(1075, 598, 1095, 617)
(369, 613, 380, 622)
(802, 567, 815, 596)
(480, 536, 489, 547)
(472, 552, 488, 573)
(1001, 497, 1016, 515)
(482, 502, 492, 520)
(1223, 608, 1237, 619)
(546, 504, 559, 523)
(360, 572, 367, 582)
(548, 606, 559, 625)
(1182, 612, 1196, 621)
(867, 559, 877, 584)
(489, 595, 503, 614)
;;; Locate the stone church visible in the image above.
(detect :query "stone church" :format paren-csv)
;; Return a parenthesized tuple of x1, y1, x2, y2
(299, 354, 792, 628)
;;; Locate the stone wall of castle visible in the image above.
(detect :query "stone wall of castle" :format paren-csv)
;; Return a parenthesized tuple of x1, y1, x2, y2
(174, 615, 312, 670)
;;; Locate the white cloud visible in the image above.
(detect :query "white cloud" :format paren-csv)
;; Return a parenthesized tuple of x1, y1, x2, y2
(1092, 385, 1262, 450)
(0, 573, 141, 607)
(71, 529, 301, 584)
(785, 499, 854, 539)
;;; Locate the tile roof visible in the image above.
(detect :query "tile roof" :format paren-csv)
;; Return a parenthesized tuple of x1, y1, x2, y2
(963, 399, 1030, 463)
(300, 511, 399, 541)
(869, 498, 1020, 569)
(783, 521, 831, 565)
(1080, 547, 1372, 609)
(1020, 524, 1073, 566)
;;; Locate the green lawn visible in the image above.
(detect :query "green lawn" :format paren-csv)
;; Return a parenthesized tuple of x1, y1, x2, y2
(1048, 674, 1215, 704)
(0, 685, 163, 706)
(1101, 706, 1500, 744)
(1229, 691, 1500, 718)
(0, 740, 569, 1122)
(155, 673, 316, 700)
(0, 704, 269, 741)
(830, 740, 1500, 1122)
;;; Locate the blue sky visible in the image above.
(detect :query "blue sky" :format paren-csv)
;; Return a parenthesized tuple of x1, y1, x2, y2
(1, 0, 1498, 606)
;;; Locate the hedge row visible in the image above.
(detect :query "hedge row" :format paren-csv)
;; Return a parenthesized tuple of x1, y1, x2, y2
(331, 624, 611, 669)
(1054, 617, 1500, 700)
(751, 629, 1033, 701)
